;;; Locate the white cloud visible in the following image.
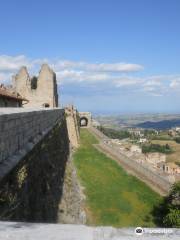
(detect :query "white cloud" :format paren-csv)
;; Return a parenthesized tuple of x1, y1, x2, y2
(0, 54, 180, 97)
(0, 72, 13, 84)
(56, 70, 110, 84)
(144, 80, 162, 87)
(53, 60, 143, 72)
(0, 54, 144, 84)
(0, 55, 31, 72)
(56, 70, 144, 87)
(150, 93, 163, 97)
(170, 78, 180, 89)
(114, 77, 142, 87)
(83, 62, 143, 72)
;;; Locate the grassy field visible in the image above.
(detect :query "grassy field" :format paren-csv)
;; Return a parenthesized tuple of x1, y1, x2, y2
(73, 129, 161, 227)
(152, 140, 180, 164)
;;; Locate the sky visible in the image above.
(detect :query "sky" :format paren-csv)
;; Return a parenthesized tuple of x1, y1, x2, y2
(0, 0, 180, 114)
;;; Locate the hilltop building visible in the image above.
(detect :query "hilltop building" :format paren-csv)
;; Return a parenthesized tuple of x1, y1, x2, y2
(130, 145, 142, 153)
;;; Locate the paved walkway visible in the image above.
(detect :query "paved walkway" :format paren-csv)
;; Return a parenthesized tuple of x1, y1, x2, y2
(0, 222, 179, 240)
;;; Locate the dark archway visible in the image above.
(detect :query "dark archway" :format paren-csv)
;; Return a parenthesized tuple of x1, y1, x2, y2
(80, 117, 88, 127)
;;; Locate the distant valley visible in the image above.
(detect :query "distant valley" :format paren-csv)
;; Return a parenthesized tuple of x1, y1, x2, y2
(95, 114, 180, 130)
(135, 119, 180, 130)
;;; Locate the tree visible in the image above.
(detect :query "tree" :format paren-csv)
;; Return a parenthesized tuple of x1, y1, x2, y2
(153, 182, 180, 227)
(97, 126, 131, 140)
(163, 209, 180, 226)
(142, 143, 173, 154)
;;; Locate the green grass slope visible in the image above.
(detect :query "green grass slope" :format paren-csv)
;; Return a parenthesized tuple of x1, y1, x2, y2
(74, 129, 162, 227)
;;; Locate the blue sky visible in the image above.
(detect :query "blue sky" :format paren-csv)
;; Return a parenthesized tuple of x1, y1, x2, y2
(0, 0, 180, 114)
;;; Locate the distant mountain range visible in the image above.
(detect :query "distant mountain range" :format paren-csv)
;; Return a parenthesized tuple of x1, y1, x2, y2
(135, 119, 180, 130)
(95, 114, 180, 130)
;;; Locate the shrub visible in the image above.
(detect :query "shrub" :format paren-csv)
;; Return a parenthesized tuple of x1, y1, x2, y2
(175, 137, 180, 144)
(142, 143, 172, 154)
(153, 182, 180, 227)
(97, 126, 131, 139)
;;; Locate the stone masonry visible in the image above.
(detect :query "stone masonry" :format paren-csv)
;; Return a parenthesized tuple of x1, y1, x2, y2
(0, 117, 69, 222)
(65, 105, 80, 148)
(13, 64, 58, 108)
(0, 108, 64, 177)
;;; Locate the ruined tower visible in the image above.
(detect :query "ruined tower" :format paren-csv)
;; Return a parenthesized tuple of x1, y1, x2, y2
(13, 64, 58, 108)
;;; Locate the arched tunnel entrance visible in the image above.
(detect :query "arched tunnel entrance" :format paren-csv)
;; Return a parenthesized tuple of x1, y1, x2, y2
(80, 117, 88, 127)
(79, 112, 92, 128)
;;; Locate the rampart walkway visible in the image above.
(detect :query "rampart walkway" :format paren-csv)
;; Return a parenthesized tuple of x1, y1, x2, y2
(0, 221, 179, 240)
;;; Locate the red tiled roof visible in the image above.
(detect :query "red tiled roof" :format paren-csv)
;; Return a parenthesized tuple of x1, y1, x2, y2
(0, 87, 27, 102)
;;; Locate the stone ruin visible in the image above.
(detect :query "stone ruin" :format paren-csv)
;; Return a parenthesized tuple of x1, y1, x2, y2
(12, 64, 58, 108)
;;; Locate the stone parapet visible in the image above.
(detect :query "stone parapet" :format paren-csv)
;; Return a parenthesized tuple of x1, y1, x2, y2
(0, 108, 64, 165)
(0, 222, 179, 240)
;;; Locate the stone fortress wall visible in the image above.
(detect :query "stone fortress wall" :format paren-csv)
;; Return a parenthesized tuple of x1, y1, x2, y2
(0, 106, 87, 224)
(65, 105, 80, 148)
(13, 64, 58, 108)
(0, 63, 90, 223)
(0, 111, 70, 222)
(0, 63, 82, 181)
(0, 108, 64, 180)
